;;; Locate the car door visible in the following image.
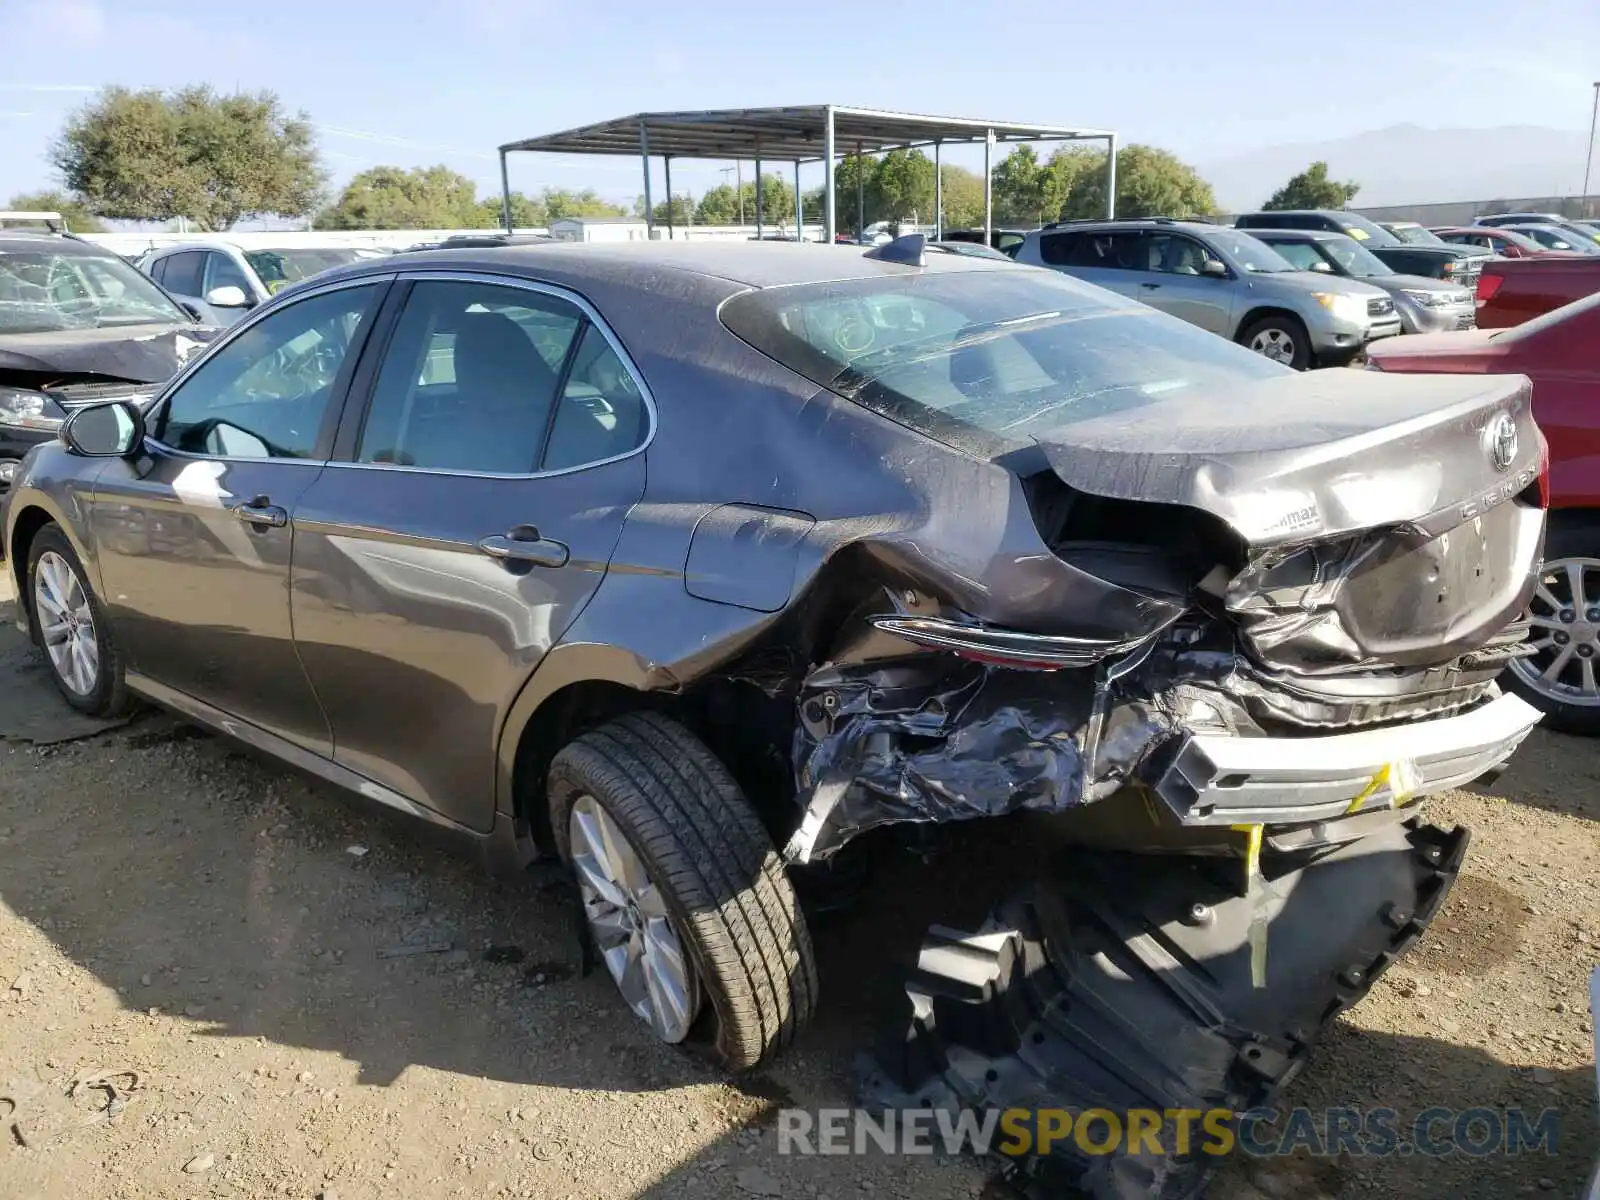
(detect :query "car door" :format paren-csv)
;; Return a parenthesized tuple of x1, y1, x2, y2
(288, 274, 651, 831)
(1138, 233, 1233, 334)
(86, 276, 389, 755)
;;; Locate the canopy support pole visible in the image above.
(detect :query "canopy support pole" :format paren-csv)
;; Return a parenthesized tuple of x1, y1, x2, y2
(664, 155, 674, 239)
(822, 107, 836, 243)
(499, 149, 512, 233)
(856, 141, 865, 240)
(640, 121, 653, 239)
(1105, 132, 1118, 219)
(983, 128, 994, 246)
(933, 139, 942, 239)
(755, 145, 763, 240)
(793, 161, 802, 240)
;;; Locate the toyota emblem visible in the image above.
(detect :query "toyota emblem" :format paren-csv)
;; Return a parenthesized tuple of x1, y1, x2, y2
(1486, 413, 1518, 473)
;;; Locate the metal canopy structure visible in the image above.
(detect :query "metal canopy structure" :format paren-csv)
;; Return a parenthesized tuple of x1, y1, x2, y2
(497, 105, 1118, 244)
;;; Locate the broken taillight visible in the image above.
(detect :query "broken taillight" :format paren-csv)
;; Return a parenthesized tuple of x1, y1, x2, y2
(1475, 274, 1504, 307)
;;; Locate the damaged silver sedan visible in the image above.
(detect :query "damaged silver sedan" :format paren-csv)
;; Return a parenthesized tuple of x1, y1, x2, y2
(1, 239, 1545, 1195)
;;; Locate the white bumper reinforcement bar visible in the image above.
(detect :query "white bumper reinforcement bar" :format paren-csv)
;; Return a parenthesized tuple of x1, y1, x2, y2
(1148, 692, 1542, 826)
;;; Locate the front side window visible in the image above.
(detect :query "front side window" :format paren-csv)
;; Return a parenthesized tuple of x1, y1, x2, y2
(160, 252, 205, 296)
(356, 280, 647, 474)
(1265, 240, 1332, 273)
(721, 270, 1287, 459)
(152, 283, 379, 459)
(1148, 234, 1220, 276)
(204, 252, 252, 295)
(0, 247, 192, 333)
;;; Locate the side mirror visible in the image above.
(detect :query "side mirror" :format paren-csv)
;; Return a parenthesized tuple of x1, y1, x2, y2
(61, 400, 144, 458)
(1200, 259, 1229, 278)
(1312, 261, 1333, 273)
(204, 285, 251, 308)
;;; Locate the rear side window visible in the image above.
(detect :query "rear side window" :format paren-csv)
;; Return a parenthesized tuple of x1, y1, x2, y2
(1037, 232, 1077, 265)
(720, 270, 1287, 457)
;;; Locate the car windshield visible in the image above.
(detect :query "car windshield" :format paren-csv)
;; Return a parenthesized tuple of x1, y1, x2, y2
(1320, 235, 1394, 277)
(720, 269, 1288, 456)
(0, 246, 191, 334)
(1334, 212, 1399, 246)
(1203, 228, 1297, 272)
(244, 248, 364, 294)
(1389, 225, 1446, 246)
(1513, 226, 1598, 253)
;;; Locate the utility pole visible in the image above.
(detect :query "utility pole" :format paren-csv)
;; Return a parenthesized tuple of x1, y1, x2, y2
(1585, 81, 1600, 213)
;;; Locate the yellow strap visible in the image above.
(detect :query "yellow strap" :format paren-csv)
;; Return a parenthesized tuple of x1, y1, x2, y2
(1346, 764, 1392, 814)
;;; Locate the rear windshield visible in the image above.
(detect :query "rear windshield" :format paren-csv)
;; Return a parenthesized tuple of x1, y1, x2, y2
(719, 269, 1288, 455)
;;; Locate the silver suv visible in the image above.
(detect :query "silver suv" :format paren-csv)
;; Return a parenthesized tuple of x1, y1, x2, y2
(1013, 219, 1402, 368)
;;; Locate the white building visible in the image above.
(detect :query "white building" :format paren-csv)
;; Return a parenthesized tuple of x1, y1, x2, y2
(548, 217, 652, 243)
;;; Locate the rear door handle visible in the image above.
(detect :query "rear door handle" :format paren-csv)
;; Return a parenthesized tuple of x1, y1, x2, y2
(1139, 282, 1162, 290)
(477, 526, 569, 568)
(233, 495, 287, 528)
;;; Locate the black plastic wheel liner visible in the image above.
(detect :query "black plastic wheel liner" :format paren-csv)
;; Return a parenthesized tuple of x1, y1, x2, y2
(858, 819, 1470, 1200)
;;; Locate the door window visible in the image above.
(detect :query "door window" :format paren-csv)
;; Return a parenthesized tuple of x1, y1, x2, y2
(159, 252, 205, 296)
(151, 283, 380, 459)
(356, 279, 646, 474)
(1264, 240, 1331, 273)
(204, 252, 252, 295)
(1146, 234, 1221, 276)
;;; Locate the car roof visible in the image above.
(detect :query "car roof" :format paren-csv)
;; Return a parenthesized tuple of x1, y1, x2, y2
(1237, 209, 1350, 218)
(147, 239, 244, 255)
(0, 230, 120, 256)
(1037, 219, 1220, 235)
(1246, 227, 1339, 240)
(331, 240, 1017, 291)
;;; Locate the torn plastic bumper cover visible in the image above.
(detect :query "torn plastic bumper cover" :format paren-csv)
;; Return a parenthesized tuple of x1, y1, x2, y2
(783, 629, 1539, 864)
(859, 819, 1470, 1199)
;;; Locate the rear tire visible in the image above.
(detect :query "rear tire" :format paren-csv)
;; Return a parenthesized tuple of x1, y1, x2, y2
(548, 712, 817, 1070)
(1504, 518, 1600, 735)
(25, 523, 130, 718)
(1238, 314, 1311, 370)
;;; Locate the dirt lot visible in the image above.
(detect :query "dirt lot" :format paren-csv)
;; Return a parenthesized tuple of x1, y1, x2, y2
(0, 569, 1595, 1200)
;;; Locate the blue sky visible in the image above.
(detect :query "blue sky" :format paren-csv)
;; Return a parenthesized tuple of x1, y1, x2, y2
(3, 0, 1597, 212)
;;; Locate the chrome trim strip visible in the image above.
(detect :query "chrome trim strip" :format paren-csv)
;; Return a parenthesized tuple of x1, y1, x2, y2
(1149, 692, 1541, 826)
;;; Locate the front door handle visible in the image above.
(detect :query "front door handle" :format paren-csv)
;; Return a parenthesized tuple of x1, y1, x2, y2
(1139, 282, 1162, 290)
(233, 495, 287, 529)
(477, 526, 569, 568)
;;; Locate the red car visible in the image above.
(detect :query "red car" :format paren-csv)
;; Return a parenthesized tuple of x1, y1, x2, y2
(1431, 225, 1582, 259)
(1367, 292, 1597, 731)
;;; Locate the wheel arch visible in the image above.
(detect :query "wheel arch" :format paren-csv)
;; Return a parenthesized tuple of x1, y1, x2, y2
(5, 496, 93, 622)
(1235, 305, 1308, 343)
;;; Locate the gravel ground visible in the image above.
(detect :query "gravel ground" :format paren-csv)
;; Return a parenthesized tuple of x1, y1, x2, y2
(0, 571, 1595, 1200)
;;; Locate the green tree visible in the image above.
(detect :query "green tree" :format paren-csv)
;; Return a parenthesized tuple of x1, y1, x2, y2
(53, 85, 324, 230)
(870, 149, 934, 226)
(314, 165, 491, 230)
(1261, 161, 1359, 211)
(937, 165, 985, 229)
(832, 154, 875, 233)
(5, 190, 105, 232)
(539, 188, 627, 220)
(991, 145, 1057, 225)
(695, 183, 741, 224)
(1062, 145, 1217, 220)
(640, 193, 695, 225)
(477, 190, 548, 228)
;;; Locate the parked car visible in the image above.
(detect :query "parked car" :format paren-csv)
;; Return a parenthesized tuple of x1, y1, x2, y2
(438, 232, 556, 249)
(1500, 223, 1600, 255)
(1379, 221, 1496, 263)
(0, 226, 217, 494)
(927, 239, 1016, 261)
(1431, 226, 1575, 259)
(941, 228, 1030, 256)
(1235, 210, 1482, 288)
(1367, 289, 1598, 730)
(1474, 212, 1600, 242)
(1473, 257, 1600, 327)
(1246, 228, 1475, 334)
(2, 240, 1546, 1190)
(1014, 218, 1400, 367)
(137, 242, 369, 325)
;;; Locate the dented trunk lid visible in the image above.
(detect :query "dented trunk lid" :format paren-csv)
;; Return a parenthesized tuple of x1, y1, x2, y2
(1038, 370, 1546, 673)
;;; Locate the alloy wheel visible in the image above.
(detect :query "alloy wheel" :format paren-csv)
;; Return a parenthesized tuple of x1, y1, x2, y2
(33, 551, 100, 697)
(569, 794, 700, 1042)
(1249, 328, 1297, 364)
(1511, 557, 1600, 708)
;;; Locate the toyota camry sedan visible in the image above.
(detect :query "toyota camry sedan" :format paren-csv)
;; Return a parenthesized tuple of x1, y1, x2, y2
(1, 238, 1548, 1194)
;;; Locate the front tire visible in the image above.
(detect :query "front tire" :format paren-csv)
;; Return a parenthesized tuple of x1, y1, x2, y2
(1505, 518, 1600, 735)
(1238, 314, 1311, 370)
(548, 712, 817, 1070)
(26, 524, 130, 718)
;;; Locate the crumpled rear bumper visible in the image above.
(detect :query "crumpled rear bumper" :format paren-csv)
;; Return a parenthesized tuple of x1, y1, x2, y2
(1145, 692, 1541, 827)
